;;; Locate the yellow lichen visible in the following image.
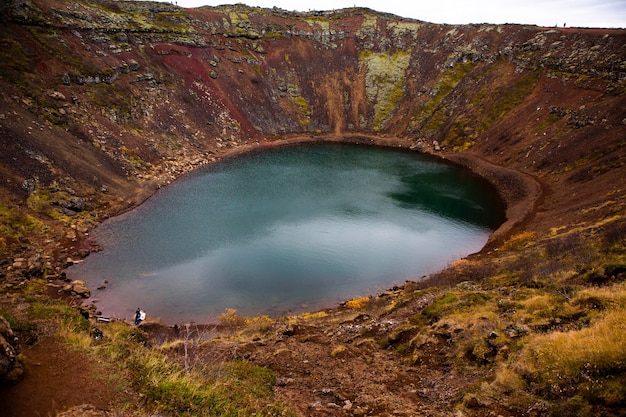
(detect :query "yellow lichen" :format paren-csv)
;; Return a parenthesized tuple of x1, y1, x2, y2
(360, 50, 411, 131)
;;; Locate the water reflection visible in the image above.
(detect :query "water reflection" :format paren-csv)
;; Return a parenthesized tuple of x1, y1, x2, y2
(389, 169, 505, 228)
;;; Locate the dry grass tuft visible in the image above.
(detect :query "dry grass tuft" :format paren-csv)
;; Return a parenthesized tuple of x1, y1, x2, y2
(301, 311, 328, 320)
(515, 307, 626, 399)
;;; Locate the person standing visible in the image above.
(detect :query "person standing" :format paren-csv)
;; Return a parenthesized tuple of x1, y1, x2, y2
(134, 308, 141, 325)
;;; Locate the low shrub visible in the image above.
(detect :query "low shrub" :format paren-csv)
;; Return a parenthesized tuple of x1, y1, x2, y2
(345, 296, 371, 309)
(219, 308, 246, 327)
(218, 309, 275, 335)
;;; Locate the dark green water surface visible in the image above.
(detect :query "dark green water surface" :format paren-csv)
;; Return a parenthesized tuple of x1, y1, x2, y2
(68, 143, 505, 323)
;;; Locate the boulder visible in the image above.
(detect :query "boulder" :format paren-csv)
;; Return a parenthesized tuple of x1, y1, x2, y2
(63, 280, 91, 298)
(48, 91, 66, 101)
(26, 253, 44, 278)
(55, 197, 87, 214)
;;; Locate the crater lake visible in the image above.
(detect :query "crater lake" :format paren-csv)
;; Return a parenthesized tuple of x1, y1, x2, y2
(68, 142, 506, 323)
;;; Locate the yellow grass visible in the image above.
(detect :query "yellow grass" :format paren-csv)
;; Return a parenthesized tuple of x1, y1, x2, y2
(301, 311, 328, 320)
(244, 315, 275, 333)
(58, 324, 92, 350)
(502, 231, 537, 251)
(573, 282, 626, 308)
(518, 307, 626, 387)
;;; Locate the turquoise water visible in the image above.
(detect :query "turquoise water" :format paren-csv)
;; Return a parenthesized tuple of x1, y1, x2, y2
(68, 143, 505, 323)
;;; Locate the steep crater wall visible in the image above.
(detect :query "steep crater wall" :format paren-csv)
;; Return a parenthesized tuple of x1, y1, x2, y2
(0, 0, 624, 284)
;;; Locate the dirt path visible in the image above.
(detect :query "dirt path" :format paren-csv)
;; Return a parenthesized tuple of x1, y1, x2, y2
(0, 337, 123, 417)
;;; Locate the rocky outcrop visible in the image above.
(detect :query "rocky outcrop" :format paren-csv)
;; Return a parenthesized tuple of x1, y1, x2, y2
(54, 197, 87, 215)
(63, 280, 91, 298)
(0, 317, 23, 384)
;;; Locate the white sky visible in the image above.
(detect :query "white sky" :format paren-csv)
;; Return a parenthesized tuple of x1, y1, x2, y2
(157, 0, 626, 28)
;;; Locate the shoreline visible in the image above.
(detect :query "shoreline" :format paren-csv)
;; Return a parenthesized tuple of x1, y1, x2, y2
(77, 134, 542, 325)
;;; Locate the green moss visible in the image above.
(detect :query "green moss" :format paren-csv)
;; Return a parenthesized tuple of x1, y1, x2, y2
(226, 11, 262, 38)
(223, 361, 277, 399)
(91, 1, 195, 34)
(373, 78, 406, 131)
(355, 14, 378, 40)
(87, 83, 137, 125)
(120, 145, 146, 168)
(0, 202, 48, 238)
(293, 95, 311, 129)
(153, 11, 195, 33)
(421, 292, 459, 321)
(420, 290, 495, 323)
(421, 108, 450, 134)
(275, 66, 311, 130)
(387, 21, 422, 38)
(26, 189, 71, 221)
(478, 71, 540, 133)
(259, 21, 287, 38)
(534, 111, 563, 132)
(144, 377, 217, 413)
(25, 27, 87, 74)
(303, 16, 330, 31)
(411, 61, 475, 133)
(0, 34, 33, 85)
(442, 115, 474, 150)
(159, 133, 183, 151)
(361, 50, 411, 131)
(458, 292, 493, 309)
(263, 31, 283, 39)
(358, 49, 372, 61)
(0, 310, 19, 329)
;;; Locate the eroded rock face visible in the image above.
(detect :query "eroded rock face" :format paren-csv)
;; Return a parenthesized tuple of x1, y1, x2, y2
(0, 316, 23, 384)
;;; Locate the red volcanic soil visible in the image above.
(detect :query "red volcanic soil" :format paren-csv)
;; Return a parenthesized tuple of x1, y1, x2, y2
(0, 338, 128, 417)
